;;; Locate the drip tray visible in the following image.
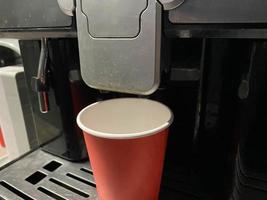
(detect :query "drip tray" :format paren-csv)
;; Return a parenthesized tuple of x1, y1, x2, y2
(0, 150, 98, 200)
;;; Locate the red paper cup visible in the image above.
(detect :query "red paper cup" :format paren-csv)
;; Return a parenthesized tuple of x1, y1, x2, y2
(0, 127, 5, 147)
(77, 98, 173, 200)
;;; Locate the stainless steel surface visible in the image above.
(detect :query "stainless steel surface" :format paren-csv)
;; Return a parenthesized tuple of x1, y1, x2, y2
(36, 38, 49, 113)
(57, 0, 75, 16)
(158, 0, 184, 11)
(0, 31, 76, 39)
(0, 150, 97, 200)
(0, 0, 72, 29)
(76, 0, 162, 95)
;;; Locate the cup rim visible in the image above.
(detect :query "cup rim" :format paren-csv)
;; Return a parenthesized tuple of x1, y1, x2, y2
(77, 98, 173, 139)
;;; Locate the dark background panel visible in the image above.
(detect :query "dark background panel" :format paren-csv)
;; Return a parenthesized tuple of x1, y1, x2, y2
(169, 0, 267, 24)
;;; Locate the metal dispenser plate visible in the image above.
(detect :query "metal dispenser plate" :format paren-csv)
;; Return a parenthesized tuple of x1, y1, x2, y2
(76, 0, 162, 95)
(82, 0, 147, 38)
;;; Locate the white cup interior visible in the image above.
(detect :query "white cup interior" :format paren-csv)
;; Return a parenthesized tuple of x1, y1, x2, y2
(77, 98, 173, 139)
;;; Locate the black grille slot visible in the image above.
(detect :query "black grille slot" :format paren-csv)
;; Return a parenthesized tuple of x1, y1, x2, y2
(43, 161, 62, 172)
(38, 187, 67, 200)
(25, 171, 47, 185)
(49, 178, 89, 198)
(80, 168, 93, 175)
(0, 181, 34, 200)
(66, 173, 96, 187)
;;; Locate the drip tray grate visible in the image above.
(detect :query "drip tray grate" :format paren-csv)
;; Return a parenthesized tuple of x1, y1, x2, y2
(0, 150, 98, 200)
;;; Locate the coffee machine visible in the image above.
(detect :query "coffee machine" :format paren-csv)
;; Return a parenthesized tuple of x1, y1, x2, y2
(1, 0, 267, 199)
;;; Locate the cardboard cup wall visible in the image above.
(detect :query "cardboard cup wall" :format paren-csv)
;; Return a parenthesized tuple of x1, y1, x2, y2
(77, 98, 173, 200)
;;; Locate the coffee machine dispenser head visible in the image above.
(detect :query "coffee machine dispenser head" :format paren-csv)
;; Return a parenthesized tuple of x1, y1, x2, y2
(76, 0, 183, 95)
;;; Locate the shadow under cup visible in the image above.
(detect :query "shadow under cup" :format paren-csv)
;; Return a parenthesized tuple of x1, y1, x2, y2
(77, 98, 173, 200)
